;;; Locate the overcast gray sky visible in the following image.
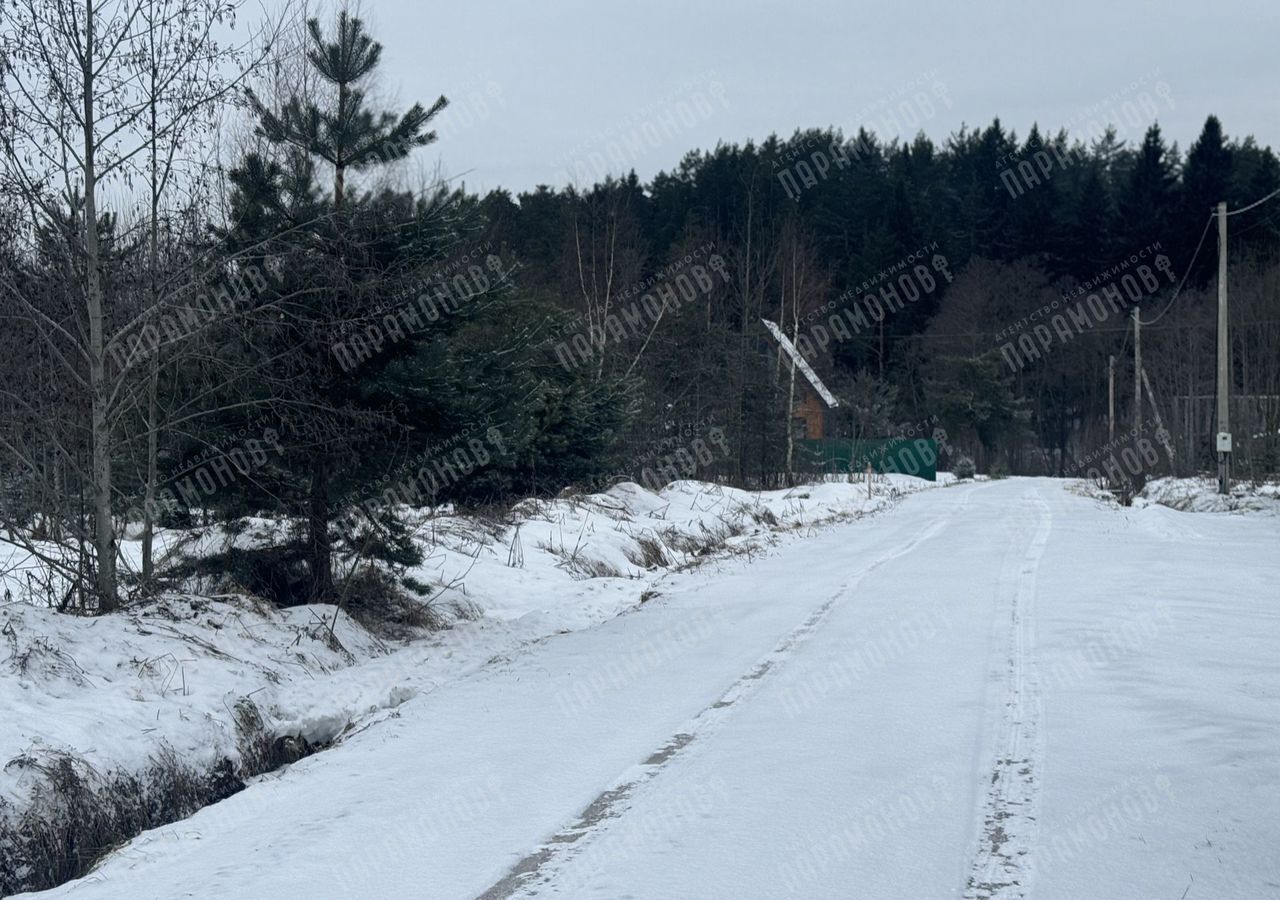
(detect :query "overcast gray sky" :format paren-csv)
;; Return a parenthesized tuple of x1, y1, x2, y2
(347, 0, 1279, 195)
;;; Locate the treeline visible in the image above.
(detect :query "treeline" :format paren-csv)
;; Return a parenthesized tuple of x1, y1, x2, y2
(479, 111, 1280, 481)
(1, 2, 1277, 613)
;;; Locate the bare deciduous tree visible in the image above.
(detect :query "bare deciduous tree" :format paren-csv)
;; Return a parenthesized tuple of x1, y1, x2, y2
(0, 0, 274, 609)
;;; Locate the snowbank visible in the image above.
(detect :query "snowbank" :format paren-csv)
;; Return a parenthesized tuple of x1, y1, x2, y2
(1137, 476, 1280, 515)
(0, 475, 939, 820)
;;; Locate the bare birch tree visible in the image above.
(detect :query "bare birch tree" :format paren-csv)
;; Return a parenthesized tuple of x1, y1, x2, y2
(0, 0, 274, 609)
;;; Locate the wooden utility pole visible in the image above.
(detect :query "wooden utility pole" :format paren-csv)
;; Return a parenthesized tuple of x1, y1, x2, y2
(1216, 200, 1231, 494)
(1108, 355, 1116, 442)
(1132, 309, 1142, 430)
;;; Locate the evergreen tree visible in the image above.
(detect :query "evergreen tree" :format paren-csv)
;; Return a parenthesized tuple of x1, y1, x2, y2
(248, 11, 447, 210)
(1064, 157, 1115, 278)
(1008, 125, 1065, 265)
(1179, 116, 1234, 280)
(1229, 137, 1280, 248)
(1116, 125, 1177, 257)
(239, 11, 449, 600)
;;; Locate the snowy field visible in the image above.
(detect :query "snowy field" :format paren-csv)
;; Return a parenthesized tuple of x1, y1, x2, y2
(6, 476, 1280, 899)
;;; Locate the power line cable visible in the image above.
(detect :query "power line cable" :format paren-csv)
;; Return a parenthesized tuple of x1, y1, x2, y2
(1227, 206, 1280, 241)
(1139, 213, 1214, 325)
(1136, 184, 1274, 330)
(1139, 185, 1280, 327)
(1220, 186, 1280, 217)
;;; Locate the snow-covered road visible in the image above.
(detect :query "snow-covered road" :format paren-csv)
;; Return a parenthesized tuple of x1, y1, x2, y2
(27, 478, 1280, 899)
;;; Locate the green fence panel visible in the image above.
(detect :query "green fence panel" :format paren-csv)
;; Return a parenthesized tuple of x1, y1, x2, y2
(797, 438, 938, 482)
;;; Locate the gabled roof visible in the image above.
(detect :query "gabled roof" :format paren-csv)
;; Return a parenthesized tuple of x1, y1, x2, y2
(761, 318, 840, 408)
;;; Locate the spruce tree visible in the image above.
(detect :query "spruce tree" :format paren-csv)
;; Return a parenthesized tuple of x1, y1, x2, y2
(1064, 158, 1115, 278)
(1116, 125, 1177, 257)
(1179, 116, 1234, 281)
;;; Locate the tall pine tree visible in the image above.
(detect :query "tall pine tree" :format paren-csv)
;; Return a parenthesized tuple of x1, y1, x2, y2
(244, 11, 448, 599)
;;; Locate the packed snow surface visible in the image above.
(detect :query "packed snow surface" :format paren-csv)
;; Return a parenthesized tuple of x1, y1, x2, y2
(7, 476, 1280, 899)
(0, 477, 918, 811)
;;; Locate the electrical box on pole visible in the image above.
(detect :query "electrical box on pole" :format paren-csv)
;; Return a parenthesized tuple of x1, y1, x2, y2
(1216, 201, 1231, 495)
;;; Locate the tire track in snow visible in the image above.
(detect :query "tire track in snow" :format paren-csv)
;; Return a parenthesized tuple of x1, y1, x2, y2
(478, 487, 975, 899)
(963, 487, 1053, 900)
